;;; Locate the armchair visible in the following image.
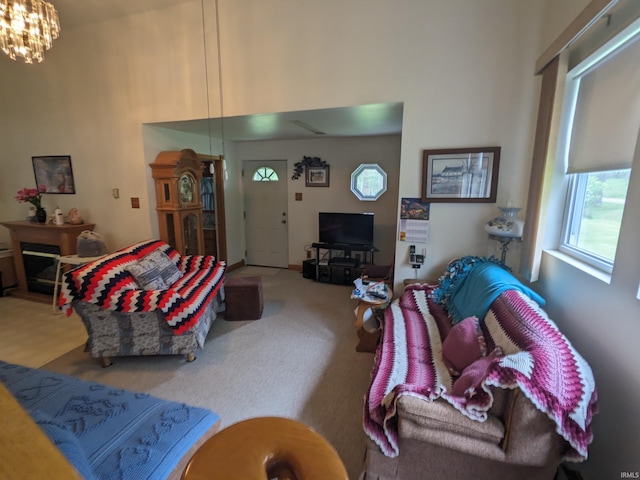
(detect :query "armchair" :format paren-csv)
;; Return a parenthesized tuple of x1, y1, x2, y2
(363, 258, 597, 479)
(59, 239, 226, 366)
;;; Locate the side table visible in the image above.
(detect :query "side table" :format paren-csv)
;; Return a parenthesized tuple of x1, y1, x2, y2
(181, 417, 348, 479)
(352, 282, 392, 353)
(52, 254, 106, 313)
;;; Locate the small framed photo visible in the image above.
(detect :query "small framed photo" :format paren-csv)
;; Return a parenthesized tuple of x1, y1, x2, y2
(421, 147, 500, 203)
(32, 155, 76, 194)
(306, 165, 330, 187)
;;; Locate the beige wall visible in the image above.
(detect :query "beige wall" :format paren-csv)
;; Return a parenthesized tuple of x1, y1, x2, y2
(0, 0, 540, 270)
(1, 0, 636, 476)
(235, 135, 401, 267)
(0, 1, 210, 250)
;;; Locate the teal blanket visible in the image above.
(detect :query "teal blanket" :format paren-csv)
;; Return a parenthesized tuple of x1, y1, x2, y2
(432, 257, 545, 324)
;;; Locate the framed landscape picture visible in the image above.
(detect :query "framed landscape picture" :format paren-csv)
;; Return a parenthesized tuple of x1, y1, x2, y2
(32, 155, 76, 194)
(306, 165, 330, 187)
(421, 147, 500, 203)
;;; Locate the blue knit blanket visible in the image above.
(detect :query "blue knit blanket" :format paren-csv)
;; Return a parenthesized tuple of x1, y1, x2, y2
(0, 360, 219, 480)
(431, 256, 545, 323)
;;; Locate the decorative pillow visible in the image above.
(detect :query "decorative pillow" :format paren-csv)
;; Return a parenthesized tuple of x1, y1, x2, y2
(30, 410, 97, 480)
(144, 248, 182, 285)
(451, 347, 503, 397)
(127, 260, 168, 291)
(441, 316, 487, 376)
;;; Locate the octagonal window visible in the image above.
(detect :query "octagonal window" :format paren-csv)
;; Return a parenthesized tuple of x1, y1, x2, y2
(351, 164, 387, 201)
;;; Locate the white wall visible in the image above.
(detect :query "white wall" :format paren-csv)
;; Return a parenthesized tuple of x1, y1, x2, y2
(4, 0, 635, 476)
(0, 1, 209, 250)
(0, 0, 538, 268)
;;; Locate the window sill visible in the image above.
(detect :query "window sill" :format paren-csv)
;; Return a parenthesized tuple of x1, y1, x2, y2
(543, 249, 612, 285)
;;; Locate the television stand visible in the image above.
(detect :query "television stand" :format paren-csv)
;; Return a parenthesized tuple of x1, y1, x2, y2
(329, 257, 359, 267)
(311, 243, 378, 285)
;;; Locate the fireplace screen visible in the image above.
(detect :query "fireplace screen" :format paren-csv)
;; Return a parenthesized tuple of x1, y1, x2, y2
(21, 242, 60, 295)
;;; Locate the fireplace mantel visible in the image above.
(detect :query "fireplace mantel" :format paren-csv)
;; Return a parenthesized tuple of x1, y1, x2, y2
(0, 221, 96, 303)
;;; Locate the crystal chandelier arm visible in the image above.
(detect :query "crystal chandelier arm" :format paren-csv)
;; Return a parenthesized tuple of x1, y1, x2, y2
(0, 0, 60, 63)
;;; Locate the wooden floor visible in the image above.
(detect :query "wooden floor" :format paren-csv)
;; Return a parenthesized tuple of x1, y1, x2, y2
(0, 295, 87, 368)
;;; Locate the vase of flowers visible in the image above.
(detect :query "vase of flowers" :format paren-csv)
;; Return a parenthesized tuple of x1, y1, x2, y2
(16, 187, 47, 223)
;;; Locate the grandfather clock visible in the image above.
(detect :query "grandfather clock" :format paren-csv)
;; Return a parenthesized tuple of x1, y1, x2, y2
(150, 149, 204, 255)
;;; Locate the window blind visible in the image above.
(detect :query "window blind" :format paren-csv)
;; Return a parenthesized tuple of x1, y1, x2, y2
(567, 31, 640, 173)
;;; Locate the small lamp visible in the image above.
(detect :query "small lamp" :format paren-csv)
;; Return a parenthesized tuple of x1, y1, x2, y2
(485, 202, 524, 264)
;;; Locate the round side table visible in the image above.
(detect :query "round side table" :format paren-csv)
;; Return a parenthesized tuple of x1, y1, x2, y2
(353, 283, 392, 353)
(180, 417, 348, 480)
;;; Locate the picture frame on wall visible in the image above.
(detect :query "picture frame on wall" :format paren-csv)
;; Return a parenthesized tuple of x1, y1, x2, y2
(421, 146, 500, 203)
(306, 165, 330, 187)
(32, 155, 76, 194)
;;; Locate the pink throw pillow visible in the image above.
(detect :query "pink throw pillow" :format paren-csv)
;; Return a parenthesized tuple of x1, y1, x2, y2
(442, 316, 487, 376)
(451, 348, 503, 397)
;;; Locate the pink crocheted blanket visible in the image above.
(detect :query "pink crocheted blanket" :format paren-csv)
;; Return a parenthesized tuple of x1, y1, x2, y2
(364, 285, 597, 461)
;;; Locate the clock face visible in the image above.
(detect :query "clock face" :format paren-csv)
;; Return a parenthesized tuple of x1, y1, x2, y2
(179, 173, 196, 204)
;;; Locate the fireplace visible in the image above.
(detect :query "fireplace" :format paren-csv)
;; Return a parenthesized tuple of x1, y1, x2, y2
(21, 242, 60, 295)
(0, 221, 95, 303)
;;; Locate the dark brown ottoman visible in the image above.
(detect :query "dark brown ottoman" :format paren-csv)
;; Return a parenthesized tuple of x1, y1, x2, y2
(224, 276, 263, 320)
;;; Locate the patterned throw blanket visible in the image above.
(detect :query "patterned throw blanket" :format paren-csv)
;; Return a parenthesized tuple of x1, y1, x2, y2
(364, 285, 597, 462)
(1, 360, 219, 480)
(59, 240, 226, 334)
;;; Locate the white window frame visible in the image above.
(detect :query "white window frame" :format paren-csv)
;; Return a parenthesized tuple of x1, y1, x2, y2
(559, 174, 617, 273)
(350, 163, 387, 201)
(252, 166, 279, 182)
(557, 22, 639, 274)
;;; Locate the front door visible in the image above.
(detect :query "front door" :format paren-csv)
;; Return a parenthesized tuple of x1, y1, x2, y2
(243, 160, 289, 268)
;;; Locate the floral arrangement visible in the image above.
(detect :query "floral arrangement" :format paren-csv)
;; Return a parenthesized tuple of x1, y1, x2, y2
(15, 186, 45, 209)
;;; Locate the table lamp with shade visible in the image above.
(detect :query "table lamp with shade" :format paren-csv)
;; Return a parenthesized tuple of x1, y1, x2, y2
(485, 202, 524, 264)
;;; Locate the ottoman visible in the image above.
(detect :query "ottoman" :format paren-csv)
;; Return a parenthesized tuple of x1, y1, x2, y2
(224, 276, 263, 320)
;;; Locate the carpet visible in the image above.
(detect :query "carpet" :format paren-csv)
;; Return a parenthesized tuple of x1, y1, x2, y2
(41, 269, 373, 479)
(232, 266, 282, 276)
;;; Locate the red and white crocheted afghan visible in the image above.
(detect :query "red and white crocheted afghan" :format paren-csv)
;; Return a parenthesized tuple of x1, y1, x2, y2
(58, 240, 226, 334)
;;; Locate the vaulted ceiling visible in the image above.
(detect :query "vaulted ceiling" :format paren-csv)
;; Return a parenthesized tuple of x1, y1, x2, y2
(50, 0, 403, 142)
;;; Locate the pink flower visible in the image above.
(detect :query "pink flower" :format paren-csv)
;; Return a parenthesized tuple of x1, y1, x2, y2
(15, 187, 43, 209)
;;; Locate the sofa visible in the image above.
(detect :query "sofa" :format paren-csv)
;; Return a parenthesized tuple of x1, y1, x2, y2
(59, 239, 226, 366)
(363, 256, 598, 480)
(0, 359, 220, 480)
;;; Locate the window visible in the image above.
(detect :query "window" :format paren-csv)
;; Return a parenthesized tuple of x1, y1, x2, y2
(351, 164, 387, 201)
(558, 22, 639, 273)
(560, 170, 630, 271)
(252, 167, 279, 182)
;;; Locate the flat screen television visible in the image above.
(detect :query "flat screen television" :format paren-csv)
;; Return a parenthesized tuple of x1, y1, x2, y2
(319, 212, 374, 246)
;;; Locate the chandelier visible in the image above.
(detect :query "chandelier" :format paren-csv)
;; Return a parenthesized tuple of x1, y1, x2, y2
(0, 0, 60, 63)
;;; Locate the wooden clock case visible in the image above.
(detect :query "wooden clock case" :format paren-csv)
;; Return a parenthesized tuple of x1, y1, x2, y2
(150, 149, 205, 256)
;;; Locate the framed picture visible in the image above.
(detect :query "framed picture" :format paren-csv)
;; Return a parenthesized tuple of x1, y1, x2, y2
(32, 155, 76, 194)
(421, 147, 500, 203)
(305, 165, 330, 187)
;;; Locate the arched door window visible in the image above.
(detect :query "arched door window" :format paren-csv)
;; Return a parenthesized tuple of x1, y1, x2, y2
(252, 167, 279, 182)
